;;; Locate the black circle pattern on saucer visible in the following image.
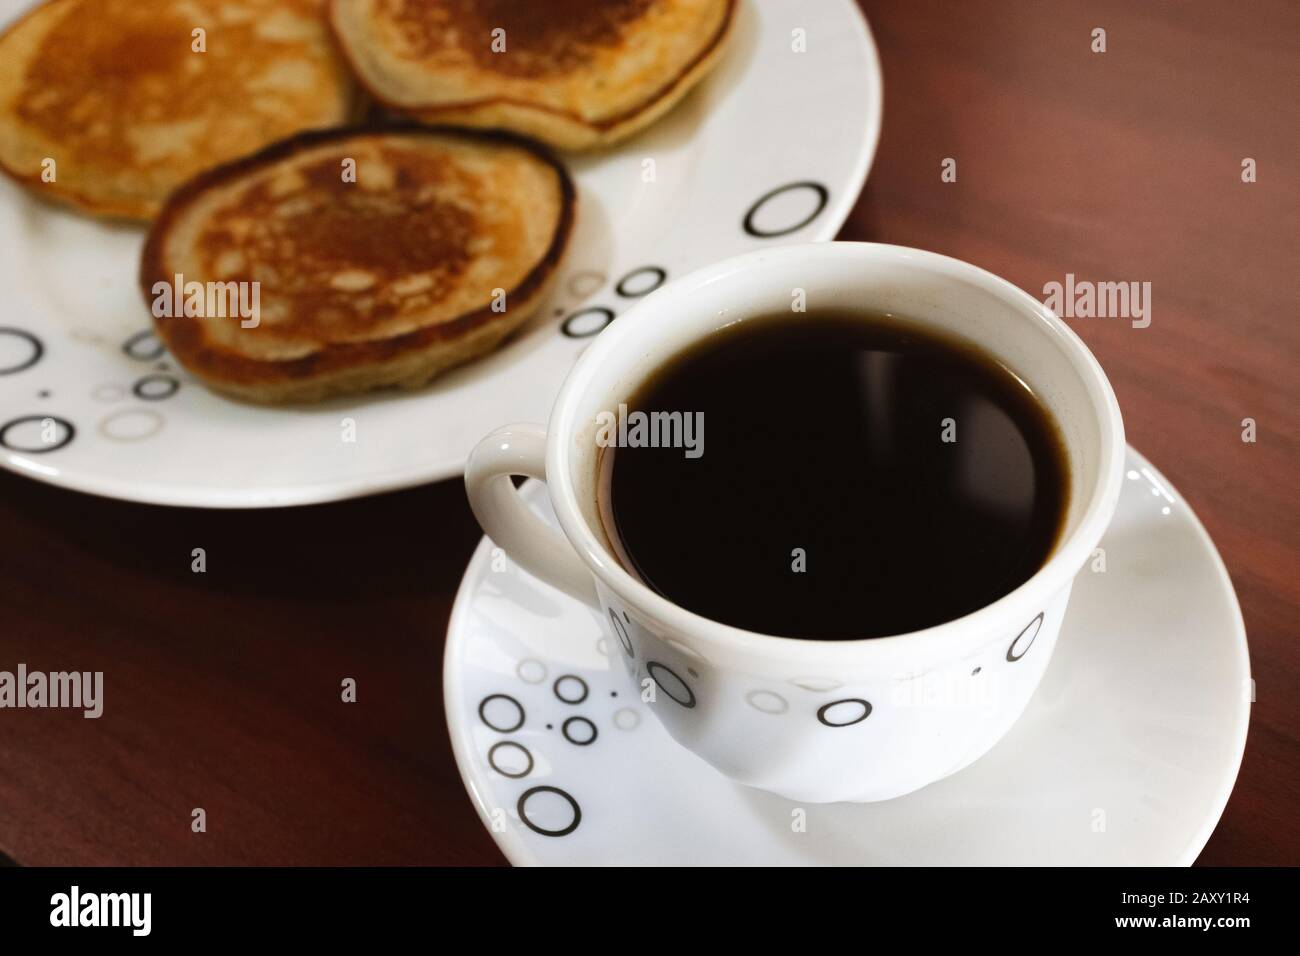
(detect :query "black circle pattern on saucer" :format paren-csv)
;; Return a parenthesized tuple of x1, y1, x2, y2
(487, 741, 534, 779)
(614, 266, 666, 298)
(817, 698, 872, 728)
(560, 306, 614, 338)
(0, 328, 43, 374)
(0, 415, 75, 454)
(132, 375, 180, 401)
(517, 786, 581, 837)
(1006, 612, 1045, 662)
(743, 181, 830, 238)
(562, 716, 598, 746)
(478, 693, 525, 733)
(122, 330, 166, 362)
(553, 674, 589, 704)
(646, 661, 696, 709)
(609, 608, 634, 658)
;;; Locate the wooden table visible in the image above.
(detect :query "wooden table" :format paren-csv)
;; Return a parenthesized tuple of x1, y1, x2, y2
(0, 0, 1295, 866)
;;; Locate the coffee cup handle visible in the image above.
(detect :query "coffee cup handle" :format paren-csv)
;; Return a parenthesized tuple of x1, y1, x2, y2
(465, 424, 600, 607)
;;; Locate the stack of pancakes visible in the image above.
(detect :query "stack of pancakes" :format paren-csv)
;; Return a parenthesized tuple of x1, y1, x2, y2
(0, 0, 736, 402)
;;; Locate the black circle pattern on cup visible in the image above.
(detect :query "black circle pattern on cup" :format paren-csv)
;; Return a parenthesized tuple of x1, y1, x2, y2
(133, 374, 180, 401)
(553, 674, 589, 705)
(817, 698, 872, 728)
(647, 661, 696, 709)
(614, 266, 666, 299)
(560, 306, 614, 338)
(122, 330, 166, 362)
(609, 607, 634, 658)
(0, 328, 43, 375)
(562, 716, 598, 746)
(487, 741, 534, 779)
(742, 181, 830, 238)
(0, 415, 75, 454)
(517, 785, 581, 837)
(1006, 612, 1045, 662)
(478, 693, 525, 733)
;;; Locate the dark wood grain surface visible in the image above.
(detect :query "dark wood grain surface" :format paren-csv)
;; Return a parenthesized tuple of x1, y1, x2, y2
(0, 0, 1296, 866)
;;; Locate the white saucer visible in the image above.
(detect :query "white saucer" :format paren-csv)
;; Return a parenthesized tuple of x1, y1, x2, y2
(0, 0, 881, 507)
(444, 447, 1250, 865)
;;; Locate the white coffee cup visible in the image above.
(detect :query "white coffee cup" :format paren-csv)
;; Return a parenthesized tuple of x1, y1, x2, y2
(465, 242, 1125, 803)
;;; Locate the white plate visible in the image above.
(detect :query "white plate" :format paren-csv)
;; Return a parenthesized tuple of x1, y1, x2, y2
(444, 448, 1251, 865)
(0, 0, 881, 507)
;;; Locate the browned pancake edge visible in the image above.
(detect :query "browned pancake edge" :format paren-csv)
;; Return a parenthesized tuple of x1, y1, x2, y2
(139, 124, 575, 401)
(329, 0, 737, 147)
(0, 0, 361, 221)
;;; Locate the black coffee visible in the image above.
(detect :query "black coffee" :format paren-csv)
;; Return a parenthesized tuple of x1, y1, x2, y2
(597, 313, 1069, 640)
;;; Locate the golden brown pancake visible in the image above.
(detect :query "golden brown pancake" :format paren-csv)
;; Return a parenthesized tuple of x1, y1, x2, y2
(329, 0, 736, 150)
(140, 126, 574, 404)
(0, 0, 358, 220)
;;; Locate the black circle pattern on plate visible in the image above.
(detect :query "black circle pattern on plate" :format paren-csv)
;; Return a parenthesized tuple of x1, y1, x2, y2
(133, 375, 180, 401)
(743, 181, 830, 238)
(517, 786, 582, 837)
(553, 674, 589, 705)
(609, 608, 634, 658)
(560, 306, 614, 338)
(478, 693, 525, 733)
(562, 716, 598, 746)
(646, 661, 696, 709)
(122, 330, 166, 362)
(1006, 612, 1045, 662)
(0, 328, 43, 375)
(817, 698, 872, 728)
(487, 741, 534, 779)
(614, 266, 666, 299)
(0, 415, 75, 454)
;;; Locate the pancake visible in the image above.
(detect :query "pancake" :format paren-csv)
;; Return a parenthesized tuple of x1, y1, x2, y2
(140, 126, 574, 404)
(329, 0, 736, 150)
(0, 0, 358, 220)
